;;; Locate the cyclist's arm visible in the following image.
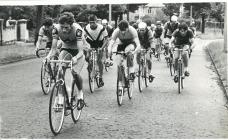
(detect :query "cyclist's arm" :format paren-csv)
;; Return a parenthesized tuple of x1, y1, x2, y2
(47, 28, 58, 59)
(163, 23, 168, 38)
(47, 38, 58, 59)
(107, 28, 118, 56)
(35, 27, 44, 50)
(169, 36, 175, 48)
(132, 28, 141, 54)
(73, 29, 85, 60)
(36, 36, 42, 49)
(133, 37, 141, 54)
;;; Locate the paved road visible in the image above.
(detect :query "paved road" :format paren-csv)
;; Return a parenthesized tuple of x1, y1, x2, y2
(0, 39, 228, 138)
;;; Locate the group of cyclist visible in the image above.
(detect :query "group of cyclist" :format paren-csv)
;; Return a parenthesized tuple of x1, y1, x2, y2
(35, 11, 195, 109)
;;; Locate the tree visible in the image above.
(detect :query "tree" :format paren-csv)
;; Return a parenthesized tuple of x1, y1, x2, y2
(125, 4, 146, 21)
(184, 3, 211, 33)
(162, 3, 181, 19)
(34, 6, 44, 45)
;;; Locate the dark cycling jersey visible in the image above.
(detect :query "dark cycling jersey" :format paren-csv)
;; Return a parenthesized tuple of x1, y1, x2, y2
(164, 22, 179, 38)
(172, 29, 194, 47)
(153, 27, 163, 38)
(137, 28, 153, 49)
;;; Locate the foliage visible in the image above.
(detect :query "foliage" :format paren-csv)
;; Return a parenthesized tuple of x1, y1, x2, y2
(162, 3, 181, 18)
(184, 3, 211, 19)
(210, 2, 225, 22)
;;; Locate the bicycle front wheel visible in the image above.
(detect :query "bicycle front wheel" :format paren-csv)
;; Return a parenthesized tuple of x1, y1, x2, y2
(144, 65, 148, 87)
(71, 83, 82, 123)
(88, 63, 95, 93)
(41, 63, 51, 95)
(49, 83, 65, 135)
(178, 62, 182, 94)
(116, 66, 124, 106)
(138, 63, 144, 92)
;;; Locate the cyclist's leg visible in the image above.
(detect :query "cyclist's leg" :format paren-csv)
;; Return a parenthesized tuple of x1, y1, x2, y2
(57, 49, 72, 105)
(97, 48, 104, 86)
(71, 54, 86, 109)
(182, 45, 190, 76)
(146, 49, 155, 77)
(116, 44, 126, 86)
(125, 44, 135, 79)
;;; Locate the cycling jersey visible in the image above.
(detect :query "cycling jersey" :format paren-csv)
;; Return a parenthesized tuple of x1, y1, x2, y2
(172, 29, 194, 47)
(106, 25, 114, 38)
(84, 24, 108, 48)
(153, 27, 163, 38)
(164, 22, 179, 38)
(137, 28, 153, 49)
(112, 26, 138, 51)
(38, 25, 53, 43)
(52, 23, 84, 50)
(112, 26, 138, 45)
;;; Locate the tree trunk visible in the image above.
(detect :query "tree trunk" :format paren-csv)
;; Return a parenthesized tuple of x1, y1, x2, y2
(201, 16, 205, 34)
(34, 5, 44, 46)
(127, 5, 129, 21)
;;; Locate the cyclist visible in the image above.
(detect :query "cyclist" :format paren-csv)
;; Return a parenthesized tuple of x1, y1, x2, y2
(35, 18, 55, 52)
(137, 22, 155, 82)
(169, 22, 194, 83)
(102, 19, 114, 61)
(107, 20, 141, 85)
(163, 15, 179, 59)
(46, 12, 87, 109)
(84, 14, 108, 87)
(152, 21, 163, 58)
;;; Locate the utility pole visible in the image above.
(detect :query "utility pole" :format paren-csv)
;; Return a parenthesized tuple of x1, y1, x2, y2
(190, 5, 193, 24)
(109, 4, 112, 24)
(224, 2, 227, 53)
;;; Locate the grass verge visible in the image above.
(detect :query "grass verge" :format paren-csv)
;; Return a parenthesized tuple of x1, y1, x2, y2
(206, 40, 227, 93)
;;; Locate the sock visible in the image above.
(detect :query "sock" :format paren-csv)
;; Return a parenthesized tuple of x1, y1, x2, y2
(77, 90, 83, 100)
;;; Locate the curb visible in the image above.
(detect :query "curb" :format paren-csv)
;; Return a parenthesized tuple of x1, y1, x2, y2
(205, 45, 228, 102)
(0, 55, 37, 66)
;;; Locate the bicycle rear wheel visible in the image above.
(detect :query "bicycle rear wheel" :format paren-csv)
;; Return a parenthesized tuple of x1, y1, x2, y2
(116, 66, 124, 106)
(49, 82, 65, 135)
(41, 62, 51, 95)
(71, 83, 82, 123)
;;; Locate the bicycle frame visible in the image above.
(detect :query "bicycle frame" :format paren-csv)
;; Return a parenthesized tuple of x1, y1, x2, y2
(50, 59, 73, 106)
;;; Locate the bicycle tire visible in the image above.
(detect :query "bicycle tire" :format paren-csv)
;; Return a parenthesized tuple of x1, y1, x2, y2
(49, 82, 65, 135)
(71, 83, 82, 123)
(178, 62, 182, 94)
(116, 66, 123, 106)
(138, 63, 143, 92)
(88, 63, 95, 93)
(144, 65, 148, 87)
(41, 62, 51, 95)
(169, 58, 175, 76)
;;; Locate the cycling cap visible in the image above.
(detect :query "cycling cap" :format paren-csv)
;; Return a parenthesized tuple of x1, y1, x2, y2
(118, 20, 129, 31)
(171, 15, 178, 22)
(138, 22, 147, 29)
(102, 19, 108, 24)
